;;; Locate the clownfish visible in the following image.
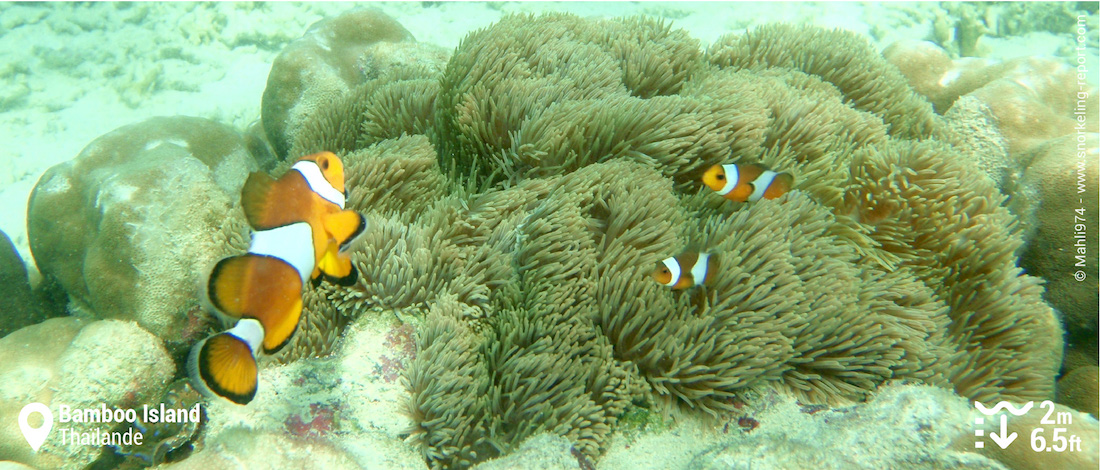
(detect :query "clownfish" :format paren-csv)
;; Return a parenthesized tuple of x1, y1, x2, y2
(651, 252, 718, 289)
(701, 163, 794, 202)
(188, 151, 366, 405)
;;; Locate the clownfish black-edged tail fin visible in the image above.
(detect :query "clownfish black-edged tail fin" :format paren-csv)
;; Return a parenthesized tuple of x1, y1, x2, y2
(187, 318, 264, 405)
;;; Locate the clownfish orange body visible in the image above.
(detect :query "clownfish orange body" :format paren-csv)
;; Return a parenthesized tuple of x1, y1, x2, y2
(651, 252, 717, 290)
(702, 163, 794, 202)
(188, 151, 366, 405)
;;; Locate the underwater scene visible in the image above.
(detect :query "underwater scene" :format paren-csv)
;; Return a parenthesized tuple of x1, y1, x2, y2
(0, 1, 1097, 469)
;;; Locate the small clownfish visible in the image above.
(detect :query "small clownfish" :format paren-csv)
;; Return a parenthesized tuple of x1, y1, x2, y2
(188, 151, 366, 405)
(651, 252, 718, 289)
(701, 163, 794, 202)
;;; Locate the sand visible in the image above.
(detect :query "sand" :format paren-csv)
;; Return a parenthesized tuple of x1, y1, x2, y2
(0, 1, 1088, 277)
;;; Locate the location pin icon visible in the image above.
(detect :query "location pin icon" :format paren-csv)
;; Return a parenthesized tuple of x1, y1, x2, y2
(18, 403, 53, 452)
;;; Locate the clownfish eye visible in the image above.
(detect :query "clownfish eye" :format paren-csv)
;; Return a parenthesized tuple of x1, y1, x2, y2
(320, 157, 330, 170)
(716, 174, 725, 181)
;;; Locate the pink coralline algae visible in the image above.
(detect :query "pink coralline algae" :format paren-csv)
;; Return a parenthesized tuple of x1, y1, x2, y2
(285, 403, 338, 438)
(374, 323, 417, 383)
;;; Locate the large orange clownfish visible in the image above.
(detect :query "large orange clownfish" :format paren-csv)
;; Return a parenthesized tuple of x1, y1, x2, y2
(702, 163, 793, 202)
(188, 151, 366, 405)
(651, 252, 717, 290)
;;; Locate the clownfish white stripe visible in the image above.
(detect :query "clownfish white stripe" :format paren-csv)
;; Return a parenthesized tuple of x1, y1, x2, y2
(660, 257, 681, 287)
(225, 318, 265, 356)
(717, 164, 739, 196)
(292, 160, 346, 209)
(748, 170, 778, 202)
(690, 253, 710, 286)
(248, 222, 316, 284)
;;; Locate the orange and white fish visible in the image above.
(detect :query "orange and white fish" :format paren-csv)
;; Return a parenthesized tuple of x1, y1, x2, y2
(188, 151, 366, 405)
(701, 163, 794, 202)
(651, 252, 717, 289)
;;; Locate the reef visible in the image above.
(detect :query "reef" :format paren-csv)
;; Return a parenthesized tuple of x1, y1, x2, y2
(269, 12, 1065, 469)
(15, 8, 1081, 470)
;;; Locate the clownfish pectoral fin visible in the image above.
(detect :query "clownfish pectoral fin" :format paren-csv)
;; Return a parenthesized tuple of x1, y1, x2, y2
(322, 210, 367, 251)
(241, 171, 281, 230)
(187, 319, 263, 405)
(761, 172, 794, 200)
(206, 254, 304, 354)
(317, 241, 359, 286)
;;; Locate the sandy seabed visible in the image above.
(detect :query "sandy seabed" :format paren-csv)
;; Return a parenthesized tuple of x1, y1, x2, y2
(0, 1, 1085, 277)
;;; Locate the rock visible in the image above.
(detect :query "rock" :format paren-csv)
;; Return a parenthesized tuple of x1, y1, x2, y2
(684, 384, 1007, 470)
(260, 8, 447, 159)
(967, 401, 1100, 470)
(0, 318, 173, 470)
(27, 116, 257, 348)
(187, 314, 424, 469)
(159, 428, 360, 470)
(0, 231, 47, 338)
(1017, 134, 1100, 337)
(473, 434, 582, 470)
(1058, 366, 1099, 417)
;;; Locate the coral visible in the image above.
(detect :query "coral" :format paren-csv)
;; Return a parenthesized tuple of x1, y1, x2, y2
(932, 2, 990, 58)
(1057, 365, 1099, 417)
(886, 39, 1098, 158)
(966, 57, 1090, 157)
(882, 39, 1005, 113)
(940, 95, 1013, 187)
(0, 318, 173, 470)
(260, 7, 449, 159)
(27, 116, 257, 348)
(373, 323, 416, 383)
(1017, 134, 1100, 337)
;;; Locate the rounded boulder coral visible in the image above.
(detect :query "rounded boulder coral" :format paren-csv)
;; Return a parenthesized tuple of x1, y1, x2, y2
(27, 116, 257, 347)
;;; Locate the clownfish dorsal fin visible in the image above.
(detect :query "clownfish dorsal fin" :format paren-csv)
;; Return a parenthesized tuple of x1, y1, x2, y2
(241, 171, 281, 230)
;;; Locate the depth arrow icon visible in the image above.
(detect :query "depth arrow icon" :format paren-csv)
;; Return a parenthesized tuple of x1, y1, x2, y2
(989, 415, 1017, 449)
